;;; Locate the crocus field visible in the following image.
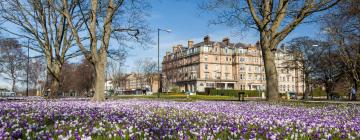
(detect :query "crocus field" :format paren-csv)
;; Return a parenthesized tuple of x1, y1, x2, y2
(0, 99, 359, 140)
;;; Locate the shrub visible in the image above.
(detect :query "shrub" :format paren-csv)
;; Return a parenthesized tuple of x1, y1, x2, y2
(196, 92, 207, 95)
(169, 85, 180, 94)
(311, 87, 326, 97)
(209, 89, 261, 97)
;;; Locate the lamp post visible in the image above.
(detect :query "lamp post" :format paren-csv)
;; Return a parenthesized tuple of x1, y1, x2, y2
(157, 28, 171, 98)
(26, 40, 30, 96)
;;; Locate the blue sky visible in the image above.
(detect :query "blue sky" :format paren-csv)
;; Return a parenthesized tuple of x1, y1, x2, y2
(0, 0, 324, 89)
(123, 0, 323, 72)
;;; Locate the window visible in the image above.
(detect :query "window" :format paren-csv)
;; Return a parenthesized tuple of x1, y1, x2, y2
(204, 46, 209, 52)
(205, 64, 208, 70)
(239, 49, 244, 54)
(205, 73, 209, 79)
(226, 57, 228, 61)
(287, 85, 290, 91)
(204, 56, 208, 61)
(240, 66, 245, 71)
(215, 72, 220, 79)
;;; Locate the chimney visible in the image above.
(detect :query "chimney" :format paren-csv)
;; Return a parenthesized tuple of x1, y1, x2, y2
(188, 40, 194, 48)
(172, 46, 177, 52)
(177, 44, 183, 49)
(280, 44, 285, 50)
(204, 35, 210, 44)
(222, 37, 230, 45)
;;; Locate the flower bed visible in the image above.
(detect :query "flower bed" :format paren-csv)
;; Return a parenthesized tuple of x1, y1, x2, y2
(0, 99, 359, 139)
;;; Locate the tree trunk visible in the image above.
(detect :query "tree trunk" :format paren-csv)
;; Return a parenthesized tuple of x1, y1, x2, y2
(11, 79, 16, 92)
(261, 47, 279, 101)
(49, 78, 60, 98)
(48, 64, 61, 99)
(303, 73, 310, 100)
(325, 83, 331, 100)
(92, 53, 107, 101)
(352, 79, 358, 101)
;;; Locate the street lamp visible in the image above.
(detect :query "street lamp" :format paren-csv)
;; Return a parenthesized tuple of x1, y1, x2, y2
(26, 39, 30, 97)
(157, 28, 171, 97)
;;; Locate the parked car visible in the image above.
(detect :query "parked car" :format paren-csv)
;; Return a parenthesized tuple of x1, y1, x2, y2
(288, 92, 297, 99)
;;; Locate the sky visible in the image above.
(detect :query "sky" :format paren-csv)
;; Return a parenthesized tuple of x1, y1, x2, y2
(0, 0, 324, 89)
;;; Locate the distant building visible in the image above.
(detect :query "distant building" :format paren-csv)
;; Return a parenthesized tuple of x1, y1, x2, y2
(118, 73, 159, 94)
(105, 80, 113, 91)
(162, 35, 304, 94)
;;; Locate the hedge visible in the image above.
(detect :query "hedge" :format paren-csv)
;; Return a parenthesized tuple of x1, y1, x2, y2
(209, 89, 261, 97)
(311, 87, 326, 97)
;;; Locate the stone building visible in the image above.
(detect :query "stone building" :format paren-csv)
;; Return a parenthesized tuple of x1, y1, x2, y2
(120, 73, 159, 94)
(162, 35, 304, 94)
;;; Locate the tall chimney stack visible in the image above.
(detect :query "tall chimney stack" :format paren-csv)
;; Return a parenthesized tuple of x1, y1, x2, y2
(188, 40, 194, 48)
(222, 37, 230, 45)
(204, 35, 210, 44)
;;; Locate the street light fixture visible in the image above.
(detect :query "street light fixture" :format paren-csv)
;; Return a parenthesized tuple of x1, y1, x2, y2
(157, 28, 171, 97)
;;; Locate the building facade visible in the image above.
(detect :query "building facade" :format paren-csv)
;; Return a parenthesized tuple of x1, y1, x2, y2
(162, 36, 304, 94)
(120, 73, 159, 94)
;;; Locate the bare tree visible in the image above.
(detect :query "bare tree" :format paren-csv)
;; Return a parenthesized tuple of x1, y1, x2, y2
(284, 37, 326, 99)
(142, 58, 157, 92)
(0, 0, 84, 98)
(200, 0, 340, 100)
(0, 38, 26, 92)
(107, 55, 126, 90)
(28, 58, 46, 94)
(323, 0, 360, 100)
(76, 59, 95, 94)
(58, 0, 151, 101)
(134, 58, 145, 89)
(59, 59, 95, 96)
